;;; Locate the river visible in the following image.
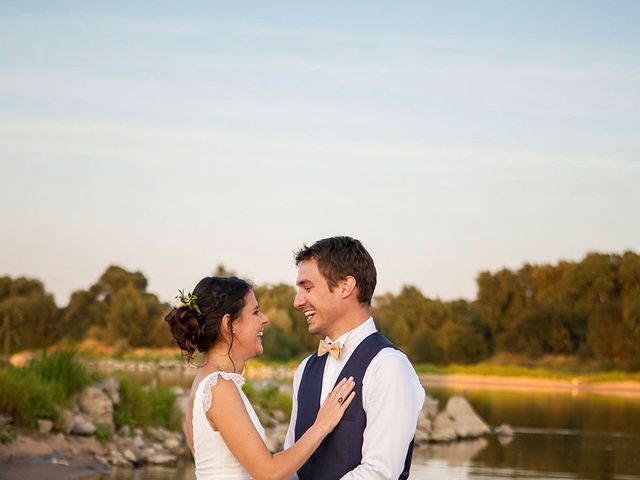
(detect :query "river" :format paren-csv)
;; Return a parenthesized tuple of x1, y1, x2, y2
(87, 381, 640, 480)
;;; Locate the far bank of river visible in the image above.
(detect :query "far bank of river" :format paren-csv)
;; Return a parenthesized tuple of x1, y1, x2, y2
(420, 373, 640, 397)
(86, 357, 640, 398)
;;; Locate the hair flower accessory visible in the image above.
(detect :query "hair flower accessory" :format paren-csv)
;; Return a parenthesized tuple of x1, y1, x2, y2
(176, 289, 202, 316)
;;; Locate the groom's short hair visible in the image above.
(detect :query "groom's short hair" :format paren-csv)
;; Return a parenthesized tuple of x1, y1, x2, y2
(294, 236, 377, 305)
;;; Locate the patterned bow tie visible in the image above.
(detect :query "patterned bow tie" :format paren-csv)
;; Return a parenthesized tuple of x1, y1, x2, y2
(318, 339, 342, 360)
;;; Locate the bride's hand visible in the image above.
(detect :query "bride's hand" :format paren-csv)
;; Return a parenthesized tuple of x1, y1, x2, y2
(313, 377, 356, 434)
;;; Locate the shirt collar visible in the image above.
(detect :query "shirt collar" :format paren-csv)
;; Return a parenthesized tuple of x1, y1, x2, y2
(325, 316, 377, 357)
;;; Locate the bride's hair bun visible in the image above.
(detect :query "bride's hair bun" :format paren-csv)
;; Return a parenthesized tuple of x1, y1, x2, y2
(165, 306, 202, 361)
(165, 276, 252, 364)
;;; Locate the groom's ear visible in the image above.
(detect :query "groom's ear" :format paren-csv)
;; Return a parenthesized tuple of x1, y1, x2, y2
(339, 276, 357, 299)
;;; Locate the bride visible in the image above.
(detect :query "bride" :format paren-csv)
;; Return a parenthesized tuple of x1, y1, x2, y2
(165, 276, 355, 480)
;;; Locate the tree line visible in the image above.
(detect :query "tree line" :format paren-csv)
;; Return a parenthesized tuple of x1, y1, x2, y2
(1, 251, 639, 368)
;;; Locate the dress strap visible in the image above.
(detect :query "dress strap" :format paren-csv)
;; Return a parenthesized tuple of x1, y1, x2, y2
(201, 371, 245, 412)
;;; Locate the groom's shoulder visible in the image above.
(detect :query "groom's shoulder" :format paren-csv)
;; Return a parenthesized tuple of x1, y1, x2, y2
(369, 344, 418, 378)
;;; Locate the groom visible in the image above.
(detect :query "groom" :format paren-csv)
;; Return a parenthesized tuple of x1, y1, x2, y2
(284, 236, 425, 479)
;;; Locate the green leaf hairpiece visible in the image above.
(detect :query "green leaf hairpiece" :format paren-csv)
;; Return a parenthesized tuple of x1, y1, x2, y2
(176, 289, 202, 316)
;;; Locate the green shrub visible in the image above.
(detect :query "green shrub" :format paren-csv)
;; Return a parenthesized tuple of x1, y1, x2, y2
(94, 423, 113, 445)
(0, 367, 62, 426)
(24, 349, 96, 401)
(113, 375, 179, 431)
(243, 382, 292, 423)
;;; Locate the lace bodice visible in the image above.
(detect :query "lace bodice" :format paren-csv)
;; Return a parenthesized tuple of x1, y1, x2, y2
(192, 371, 266, 479)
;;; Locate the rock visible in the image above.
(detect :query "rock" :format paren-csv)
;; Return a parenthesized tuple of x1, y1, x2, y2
(69, 435, 107, 455)
(495, 423, 514, 445)
(71, 415, 96, 436)
(422, 395, 439, 419)
(431, 412, 458, 442)
(96, 377, 120, 404)
(114, 435, 133, 451)
(278, 383, 293, 397)
(118, 425, 131, 437)
(164, 436, 181, 450)
(109, 448, 132, 467)
(123, 448, 138, 464)
(132, 435, 145, 450)
(494, 423, 514, 437)
(147, 452, 178, 465)
(148, 426, 172, 442)
(37, 419, 54, 434)
(264, 424, 289, 452)
(271, 410, 286, 423)
(446, 396, 490, 439)
(415, 414, 431, 444)
(78, 387, 114, 431)
(55, 409, 75, 434)
(174, 393, 189, 418)
(138, 447, 156, 460)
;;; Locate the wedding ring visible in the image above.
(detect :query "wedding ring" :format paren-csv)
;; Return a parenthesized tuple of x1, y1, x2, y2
(337, 396, 344, 404)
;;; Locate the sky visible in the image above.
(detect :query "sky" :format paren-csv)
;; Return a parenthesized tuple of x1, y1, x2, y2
(1, 1, 639, 306)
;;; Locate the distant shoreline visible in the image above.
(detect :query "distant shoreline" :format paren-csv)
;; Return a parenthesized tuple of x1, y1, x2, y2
(420, 373, 640, 397)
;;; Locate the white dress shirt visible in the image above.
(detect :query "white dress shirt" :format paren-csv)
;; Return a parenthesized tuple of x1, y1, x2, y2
(284, 317, 425, 480)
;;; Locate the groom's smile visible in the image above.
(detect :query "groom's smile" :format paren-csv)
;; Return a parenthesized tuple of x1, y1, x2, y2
(294, 258, 345, 338)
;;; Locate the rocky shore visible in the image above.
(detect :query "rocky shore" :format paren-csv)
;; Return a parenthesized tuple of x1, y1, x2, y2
(1, 374, 508, 478)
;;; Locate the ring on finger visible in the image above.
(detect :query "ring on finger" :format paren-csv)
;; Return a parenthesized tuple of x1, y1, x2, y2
(337, 396, 344, 404)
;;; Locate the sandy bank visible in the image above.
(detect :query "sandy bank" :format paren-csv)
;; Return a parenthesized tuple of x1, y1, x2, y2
(420, 374, 640, 397)
(0, 456, 109, 480)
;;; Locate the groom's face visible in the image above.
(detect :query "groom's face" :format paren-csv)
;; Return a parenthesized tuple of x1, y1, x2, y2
(294, 258, 342, 338)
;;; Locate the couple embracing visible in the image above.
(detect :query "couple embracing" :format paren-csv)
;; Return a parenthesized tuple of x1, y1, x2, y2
(166, 236, 425, 480)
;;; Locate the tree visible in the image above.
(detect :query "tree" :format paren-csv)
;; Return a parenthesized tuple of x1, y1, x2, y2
(0, 276, 58, 354)
(255, 283, 311, 359)
(213, 264, 237, 277)
(586, 303, 624, 364)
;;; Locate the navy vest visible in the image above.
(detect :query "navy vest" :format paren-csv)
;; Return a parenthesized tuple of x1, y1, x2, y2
(294, 332, 414, 480)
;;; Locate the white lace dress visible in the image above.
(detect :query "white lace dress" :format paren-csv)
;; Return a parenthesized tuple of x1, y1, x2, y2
(192, 371, 266, 479)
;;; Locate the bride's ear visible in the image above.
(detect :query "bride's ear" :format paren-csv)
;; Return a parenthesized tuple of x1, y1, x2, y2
(221, 314, 233, 337)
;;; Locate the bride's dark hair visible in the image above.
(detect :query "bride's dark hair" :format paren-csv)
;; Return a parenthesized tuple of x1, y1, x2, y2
(165, 276, 252, 365)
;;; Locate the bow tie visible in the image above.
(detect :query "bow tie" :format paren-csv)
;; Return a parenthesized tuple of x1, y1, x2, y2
(318, 339, 342, 360)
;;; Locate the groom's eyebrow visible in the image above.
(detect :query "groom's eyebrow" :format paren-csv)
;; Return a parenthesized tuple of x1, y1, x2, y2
(297, 279, 312, 287)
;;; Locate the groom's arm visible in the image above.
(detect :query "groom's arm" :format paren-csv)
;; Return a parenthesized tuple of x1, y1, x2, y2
(284, 357, 309, 480)
(284, 355, 311, 448)
(341, 349, 425, 480)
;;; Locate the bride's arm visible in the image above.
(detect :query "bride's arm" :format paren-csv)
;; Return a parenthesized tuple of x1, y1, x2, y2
(208, 377, 355, 480)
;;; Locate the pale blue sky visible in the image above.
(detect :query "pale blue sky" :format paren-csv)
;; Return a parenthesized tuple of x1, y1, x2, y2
(2, 1, 639, 306)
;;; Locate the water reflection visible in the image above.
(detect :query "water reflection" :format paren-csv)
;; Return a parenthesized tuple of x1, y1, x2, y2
(424, 386, 640, 480)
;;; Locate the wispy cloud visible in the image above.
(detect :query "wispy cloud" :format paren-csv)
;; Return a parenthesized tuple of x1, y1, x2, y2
(5, 13, 198, 34)
(232, 23, 464, 48)
(1, 120, 637, 172)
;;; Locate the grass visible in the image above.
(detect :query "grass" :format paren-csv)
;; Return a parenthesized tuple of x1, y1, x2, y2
(113, 375, 180, 431)
(0, 349, 96, 427)
(94, 423, 113, 445)
(24, 349, 97, 399)
(0, 367, 62, 425)
(243, 382, 293, 425)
